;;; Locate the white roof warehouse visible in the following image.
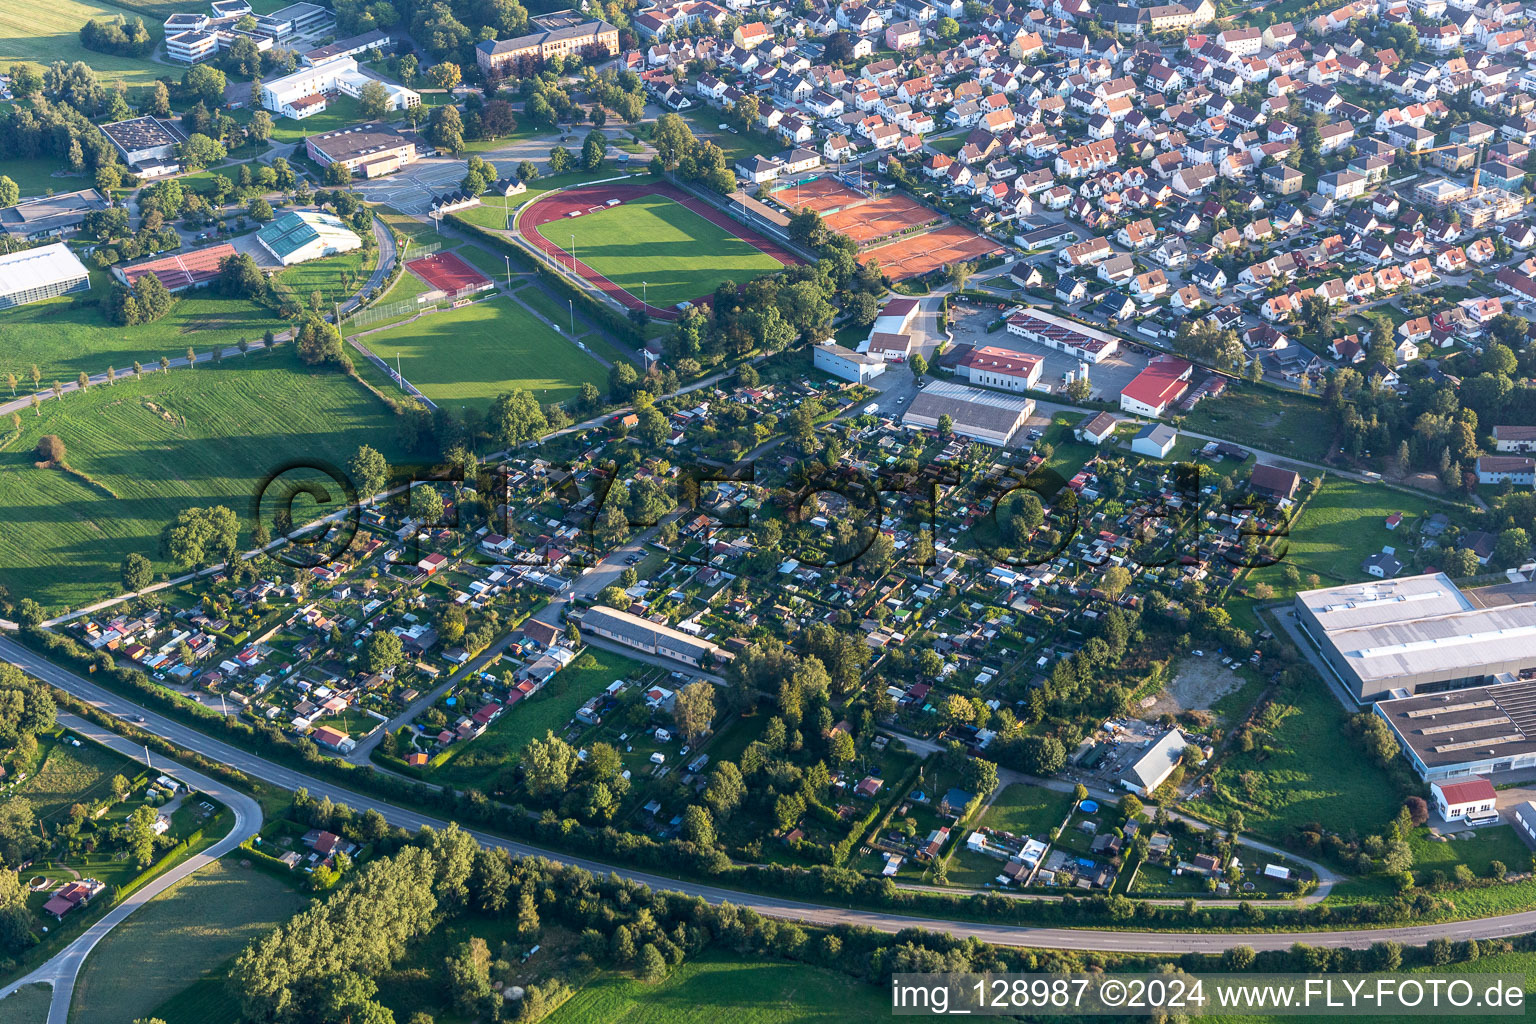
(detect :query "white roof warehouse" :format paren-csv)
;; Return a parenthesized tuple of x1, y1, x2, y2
(0, 243, 91, 309)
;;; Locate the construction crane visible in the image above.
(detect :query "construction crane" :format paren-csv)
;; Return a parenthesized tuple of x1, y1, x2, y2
(1412, 141, 1487, 194)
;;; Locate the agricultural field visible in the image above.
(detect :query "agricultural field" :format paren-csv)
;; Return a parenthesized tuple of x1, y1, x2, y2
(0, 346, 407, 611)
(430, 646, 649, 790)
(545, 956, 891, 1024)
(0, 286, 285, 385)
(355, 296, 606, 411)
(1204, 950, 1536, 1024)
(532, 195, 786, 310)
(0, 0, 165, 90)
(72, 859, 308, 1024)
(1184, 672, 1401, 841)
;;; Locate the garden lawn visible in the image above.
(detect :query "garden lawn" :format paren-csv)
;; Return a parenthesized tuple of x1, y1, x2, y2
(0, 289, 284, 384)
(72, 858, 307, 1024)
(0, 0, 166, 89)
(545, 955, 891, 1024)
(1184, 671, 1402, 840)
(974, 783, 1075, 837)
(0, 346, 408, 611)
(355, 296, 605, 411)
(432, 646, 649, 789)
(1181, 388, 1332, 464)
(533, 194, 786, 310)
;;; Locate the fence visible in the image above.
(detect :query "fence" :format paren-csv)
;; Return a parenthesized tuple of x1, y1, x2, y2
(399, 237, 442, 260)
(347, 293, 438, 328)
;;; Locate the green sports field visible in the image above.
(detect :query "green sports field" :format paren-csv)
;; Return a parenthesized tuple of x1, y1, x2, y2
(356, 295, 605, 411)
(0, 347, 406, 611)
(71, 859, 307, 1024)
(533, 195, 786, 310)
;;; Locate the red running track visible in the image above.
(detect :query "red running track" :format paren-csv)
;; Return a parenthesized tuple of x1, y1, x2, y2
(516, 180, 800, 321)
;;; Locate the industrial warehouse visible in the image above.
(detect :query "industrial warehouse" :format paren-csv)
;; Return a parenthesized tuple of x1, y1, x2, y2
(1294, 573, 1536, 702)
(1373, 682, 1536, 781)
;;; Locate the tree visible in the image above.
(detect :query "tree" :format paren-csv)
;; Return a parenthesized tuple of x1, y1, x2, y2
(829, 729, 856, 765)
(443, 937, 492, 1014)
(1100, 565, 1132, 599)
(963, 757, 999, 796)
(362, 631, 404, 674)
(295, 315, 346, 367)
(637, 942, 667, 982)
(121, 552, 152, 592)
(517, 159, 539, 182)
(181, 63, 225, 104)
(581, 129, 607, 170)
(681, 804, 715, 847)
(249, 109, 273, 143)
(1014, 734, 1066, 776)
(411, 485, 445, 525)
(0, 176, 17, 207)
(124, 804, 158, 868)
(358, 79, 391, 119)
(179, 132, 226, 171)
(35, 434, 65, 464)
(350, 445, 388, 503)
(427, 61, 461, 89)
(428, 104, 464, 154)
(489, 389, 547, 447)
(548, 144, 573, 174)
(909, 353, 928, 379)
(521, 731, 578, 798)
(672, 681, 715, 743)
(164, 505, 239, 570)
(248, 197, 274, 221)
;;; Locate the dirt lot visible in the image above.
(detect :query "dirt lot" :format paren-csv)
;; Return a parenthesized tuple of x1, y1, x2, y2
(1141, 656, 1245, 718)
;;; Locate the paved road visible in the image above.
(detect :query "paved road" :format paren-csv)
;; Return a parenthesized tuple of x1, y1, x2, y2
(0, 712, 261, 1024)
(10, 636, 1536, 953)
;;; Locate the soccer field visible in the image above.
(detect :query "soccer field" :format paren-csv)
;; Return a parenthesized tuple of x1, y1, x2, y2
(357, 296, 606, 411)
(533, 195, 786, 310)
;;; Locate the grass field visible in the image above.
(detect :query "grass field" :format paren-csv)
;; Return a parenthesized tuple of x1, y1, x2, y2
(272, 248, 377, 312)
(0, 156, 86, 198)
(431, 646, 648, 789)
(0, 346, 407, 611)
(1185, 671, 1402, 841)
(1409, 825, 1532, 882)
(355, 296, 605, 411)
(1181, 388, 1332, 464)
(20, 734, 136, 823)
(0, 288, 284, 385)
(72, 859, 307, 1024)
(0, 0, 166, 89)
(0, 983, 52, 1024)
(973, 783, 1075, 836)
(1254, 476, 1422, 584)
(452, 169, 644, 232)
(546, 955, 890, 1024)
(267, 95, 367, 145)
(533, 195, 786, 310)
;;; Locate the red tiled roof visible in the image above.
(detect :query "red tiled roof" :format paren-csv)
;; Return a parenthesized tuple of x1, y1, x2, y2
(1433, 777, 1495, 807)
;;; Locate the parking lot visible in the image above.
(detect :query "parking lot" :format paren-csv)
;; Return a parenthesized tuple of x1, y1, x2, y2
(946, 306, 1150, 402)
(351, 157, 474, 215)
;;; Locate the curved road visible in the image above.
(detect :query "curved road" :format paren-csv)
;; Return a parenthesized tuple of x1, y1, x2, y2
(0, 710, 261, 1024)
(5, 636, 1536, 954)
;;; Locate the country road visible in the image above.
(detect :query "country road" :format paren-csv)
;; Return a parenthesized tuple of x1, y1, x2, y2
(5, 636, 1536, 955)
(0, 711, 261, 1024)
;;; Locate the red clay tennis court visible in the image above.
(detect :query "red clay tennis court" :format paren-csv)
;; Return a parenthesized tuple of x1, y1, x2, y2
(862, 224, 1007, 281)
(406, 251, 493, 293)
(770, 177, 936, 245)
